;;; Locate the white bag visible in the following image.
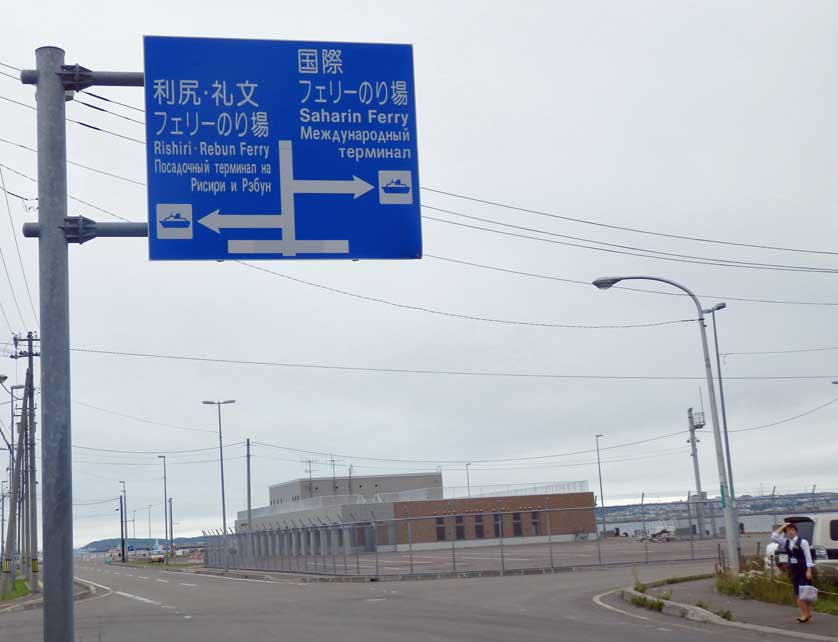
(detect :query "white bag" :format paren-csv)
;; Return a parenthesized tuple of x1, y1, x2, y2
(798, 585, 818, 603)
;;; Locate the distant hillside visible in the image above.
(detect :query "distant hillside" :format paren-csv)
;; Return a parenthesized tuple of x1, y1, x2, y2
(79, 535, 206, 552)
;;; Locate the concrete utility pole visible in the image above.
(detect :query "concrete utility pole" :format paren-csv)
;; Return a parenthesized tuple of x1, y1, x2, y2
(1, 370, 30, 594)
(246, 438, 252, 530)
(687, 408, 706, 539)
(203, 399, 235, 571)
(158, 456, 167, 563)
(465, 463, 471, 497)
(24, 334, 39, 592)
(168, 498, 174, 557)
(595, 434, 607, 535)
(119, 481, 127, 547)
(119, 496, 125, 563)
(147, 504, 152, 541)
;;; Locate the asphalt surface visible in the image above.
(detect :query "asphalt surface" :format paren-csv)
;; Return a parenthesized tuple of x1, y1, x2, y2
(2, 559, 793, 642)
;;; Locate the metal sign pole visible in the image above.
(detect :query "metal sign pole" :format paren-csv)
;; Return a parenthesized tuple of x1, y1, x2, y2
(34, 46, 74, 642)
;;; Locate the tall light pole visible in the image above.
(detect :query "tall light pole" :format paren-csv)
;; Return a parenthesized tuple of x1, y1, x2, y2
(157, 455, 167, 561)
(593, 275, 740, 572)
(465, 463, 471, 497)
(147, 504, 152, 541)
(203, 399, 235, 570)
(595, 434, 606, 535)
(119, 481, 127, 546)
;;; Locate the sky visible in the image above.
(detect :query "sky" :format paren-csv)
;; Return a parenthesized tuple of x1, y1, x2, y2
(0, 1, 836, 547)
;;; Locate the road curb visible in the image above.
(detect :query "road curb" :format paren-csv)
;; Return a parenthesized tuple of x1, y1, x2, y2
(0, 580, 92, 614)
(618, 585, 838, 642)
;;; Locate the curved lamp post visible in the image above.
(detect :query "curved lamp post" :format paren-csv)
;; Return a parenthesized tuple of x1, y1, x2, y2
(592, 275, 740, 573)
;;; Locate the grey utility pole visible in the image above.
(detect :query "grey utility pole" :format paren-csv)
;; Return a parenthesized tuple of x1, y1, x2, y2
(465, 463, 471, 497)
(593, 276, 740, 573)
(119, 481, 127, 548)
(246, 438, 252, 530)
(16, 333, 40, 593)
(147, 505, 152, 541)
(203, 400, 235, 570)
(595, 434, 607, 535)
(687, 408, 706, 539)
(158, 456, 167, 563)
(118, 496, 125, 563)
(168, 498, 174, 557)
(1, 370, 30, 594)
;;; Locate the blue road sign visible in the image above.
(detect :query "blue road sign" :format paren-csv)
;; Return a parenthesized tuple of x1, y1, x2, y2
(143, 36, 421, 261)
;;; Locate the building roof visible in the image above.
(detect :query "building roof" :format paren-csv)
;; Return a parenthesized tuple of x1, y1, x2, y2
(269, 471, 442, 490)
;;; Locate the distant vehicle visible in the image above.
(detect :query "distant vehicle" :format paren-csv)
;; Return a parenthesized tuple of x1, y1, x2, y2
(640, 528, 672, 543)
(770, 513, 838, 577)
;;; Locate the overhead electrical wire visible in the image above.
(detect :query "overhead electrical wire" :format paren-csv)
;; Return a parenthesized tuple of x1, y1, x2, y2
(72, 442, 243, 455)
(729, 396, 838, 434)
(423, 213, 838, 275)
(237, 261, 693, 329)
(423, 205, 838, 273)
(0, 93, 145, 144)
(425, 254, 838, 307)
(0, 166, 38, 327)
(69, 346, 836, 382)
(723, 346, 838, 357)
(73, 399, 216, 434)
(421, 186, 838, 257)
(80, 89, 145, 114)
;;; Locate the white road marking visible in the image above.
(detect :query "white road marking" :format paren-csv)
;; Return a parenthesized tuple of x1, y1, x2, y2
(125, 574, 134, 577)
(74, 577, 112, 592)
(156, 579, 169, 583)
(138, 576, 149, 580)
(180, 583, 198, 587)
(164, 571, 277, 584)
(184, 615, 192, 619)
(365, 598, 386, 602)
(114, 591, 161, 606)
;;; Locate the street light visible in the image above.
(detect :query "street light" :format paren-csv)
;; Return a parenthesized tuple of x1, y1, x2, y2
(594, 434, 606, 536)
(157, 455, 168, 563)
(119, 481, 128, 546)
(705, 302, 738, 548)
(203, 399, 236, 570)
(592, 275, 740, 573)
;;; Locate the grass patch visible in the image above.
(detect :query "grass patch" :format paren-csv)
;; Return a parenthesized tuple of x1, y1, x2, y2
(633, 581, 647, 594)
(714, 571, 838, 617)
(657, 573, 714, 586)
(696, 600, 709, 610)
(659, 590, 672, 601)
(631, 594, 664, 612)
(714, 608, 735, 621)
(0, 578, 31, 602)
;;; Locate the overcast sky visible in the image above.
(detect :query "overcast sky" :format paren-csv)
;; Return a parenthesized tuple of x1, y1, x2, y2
(1, 1, 836, 547)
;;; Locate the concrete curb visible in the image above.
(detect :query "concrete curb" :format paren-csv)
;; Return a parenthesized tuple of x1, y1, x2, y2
(0, 580, 92, 614)
(619, 585, 838, 642)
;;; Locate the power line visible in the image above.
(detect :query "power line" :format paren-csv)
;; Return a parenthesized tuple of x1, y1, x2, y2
(421, 187, 838, 257)
(69, 346, 836, 382)
(423, 205, 838, 273)
(73, 399, 215, 434)
(74, 99, 145, 125)
(423, 213, 838, 275)
(426, 254, 838, 307)
(0, 62, 20, 72)
(73, 442, 242, 455)
(0, 175, 26, 327)
(0, 137, 145, 186)
(80, 90, 145, 114)
(238, 261, 694, 329)
(723, 346, 838, 357)
(0, 162, 131, 222)
(729, 396, 838, 434)
(0, 167, 38, 326)
(0, 93, 145, 145)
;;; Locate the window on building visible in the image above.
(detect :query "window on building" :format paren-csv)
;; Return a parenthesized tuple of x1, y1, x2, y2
(512, 512, 522, 537)
(474, 514, 485, 539)
(436, 517, 446, 541)
(830, 520, 838, 541)
(455, 515, 465, 540)
(493, 513, 502, 538)
(532, 511, 541, 536)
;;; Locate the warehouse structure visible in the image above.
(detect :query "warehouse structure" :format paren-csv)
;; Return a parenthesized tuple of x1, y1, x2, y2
(234, 473, 596, 552)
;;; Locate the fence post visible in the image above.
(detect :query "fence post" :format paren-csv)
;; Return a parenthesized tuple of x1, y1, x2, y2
(499, 514, 505, 572)
(545, 504, 554, 569)
(407, 517, 414, 576)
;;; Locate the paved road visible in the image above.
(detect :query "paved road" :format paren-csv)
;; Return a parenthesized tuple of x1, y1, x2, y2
(4, 559, 779, 641)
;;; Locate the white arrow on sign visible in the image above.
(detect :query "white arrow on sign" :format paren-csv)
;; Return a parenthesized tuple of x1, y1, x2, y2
(197, 210, 284, 234)
(293, 176, 374, 199)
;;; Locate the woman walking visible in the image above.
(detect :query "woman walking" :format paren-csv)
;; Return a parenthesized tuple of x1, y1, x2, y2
(771, 522, 815, 623)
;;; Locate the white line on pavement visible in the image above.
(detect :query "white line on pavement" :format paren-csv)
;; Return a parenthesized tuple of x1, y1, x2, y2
(591, 589, 649, 621)
(74, 577, 112, 592)
(114, 591, 161, 606)
(138, 576, 149, 580)
(156, 579, 169, 583)
(180, 583, 198, 587)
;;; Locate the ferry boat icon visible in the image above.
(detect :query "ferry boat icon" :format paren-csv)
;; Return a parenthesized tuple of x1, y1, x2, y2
(159, 212, 191, 229)
(381, 179, 411, 194)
